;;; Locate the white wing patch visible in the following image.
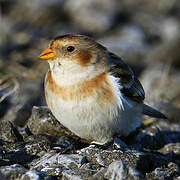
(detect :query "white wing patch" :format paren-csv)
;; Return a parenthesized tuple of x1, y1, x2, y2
(108, 73, 125, 111)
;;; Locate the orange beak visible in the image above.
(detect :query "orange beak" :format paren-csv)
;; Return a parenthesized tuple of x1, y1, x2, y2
(39, 48, 56, 60)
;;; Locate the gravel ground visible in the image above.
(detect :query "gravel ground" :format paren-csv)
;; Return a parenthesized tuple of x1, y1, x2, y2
(0, 0, 180, 179)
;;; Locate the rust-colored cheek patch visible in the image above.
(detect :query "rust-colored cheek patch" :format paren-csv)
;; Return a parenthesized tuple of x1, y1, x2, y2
(75, 50, 92, 66)
(45, 70, 114, 102)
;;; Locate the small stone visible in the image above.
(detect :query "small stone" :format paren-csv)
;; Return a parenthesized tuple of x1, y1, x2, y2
(27, 106, 79, 140)
(158, 143, 180, 154)
(62, 168, 96, 180)
(23, 134, 52, 156)
(78, 146, 147, 172)
(104, 160, 145, 180)
(27, 106, 79, 143)
(78, 145, 173, 174)
(1, 134, 66, 166)
(20, 170, 53, 180)
(0, 120, 23, 142)
(92, 168, 107, 180)
(0, 164, 27, 180)
(30, 152, 87, 177)
(146, 162, 179, 180)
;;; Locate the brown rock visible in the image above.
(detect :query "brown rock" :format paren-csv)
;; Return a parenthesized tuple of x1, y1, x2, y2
(0, 120, 23, 142)
(27, 106, 81, 141)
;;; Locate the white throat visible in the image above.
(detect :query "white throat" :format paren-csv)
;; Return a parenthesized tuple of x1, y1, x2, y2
(48, 60, 106, 86)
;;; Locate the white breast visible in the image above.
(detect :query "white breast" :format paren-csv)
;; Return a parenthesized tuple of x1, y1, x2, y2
(45, 73, 142, 144)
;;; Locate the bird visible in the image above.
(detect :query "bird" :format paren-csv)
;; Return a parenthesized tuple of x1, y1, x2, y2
(39, 34, 167, 144)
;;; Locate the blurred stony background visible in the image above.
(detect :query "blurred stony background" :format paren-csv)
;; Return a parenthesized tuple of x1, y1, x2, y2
(0, 0, 180, 179)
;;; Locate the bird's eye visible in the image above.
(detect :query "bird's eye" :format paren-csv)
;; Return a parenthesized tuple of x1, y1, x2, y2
(67, 46, 75, 52)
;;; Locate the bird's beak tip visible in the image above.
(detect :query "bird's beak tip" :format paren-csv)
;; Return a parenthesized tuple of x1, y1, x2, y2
(39, 48, 56, 60)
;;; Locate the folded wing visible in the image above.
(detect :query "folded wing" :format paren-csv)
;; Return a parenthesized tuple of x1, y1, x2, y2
(107, 52, 145, 104)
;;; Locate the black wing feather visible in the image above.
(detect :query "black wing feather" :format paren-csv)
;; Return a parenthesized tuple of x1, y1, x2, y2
(107, 52, 145, 103)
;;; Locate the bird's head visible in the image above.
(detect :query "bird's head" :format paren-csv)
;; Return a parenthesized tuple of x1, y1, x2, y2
(39, 35, 108, 80)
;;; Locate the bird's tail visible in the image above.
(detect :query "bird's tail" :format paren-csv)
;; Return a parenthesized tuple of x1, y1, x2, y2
(143, 104, 167, 119)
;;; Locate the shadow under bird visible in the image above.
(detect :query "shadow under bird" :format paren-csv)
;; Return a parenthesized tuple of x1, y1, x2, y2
(39, 34, 167, 144)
